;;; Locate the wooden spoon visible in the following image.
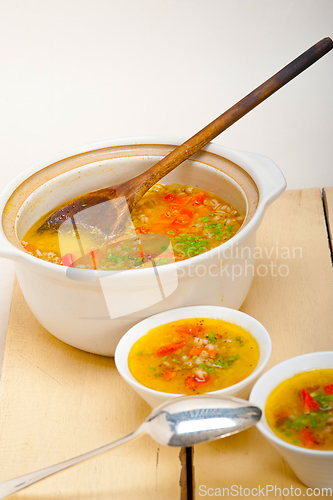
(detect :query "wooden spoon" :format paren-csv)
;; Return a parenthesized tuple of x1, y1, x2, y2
(39, 37, 333, 236)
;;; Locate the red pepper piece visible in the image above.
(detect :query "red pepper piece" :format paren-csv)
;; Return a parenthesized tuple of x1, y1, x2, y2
(138, 225, 150, 234)
(185, 373, 210, 390)
(61, 252, 75, 267)
(300, 429, 316, 447)
(324, 384, 333, 395)
(155, 340, 185, 356)
(164, 194, 174, 201)
(191, 192, 205, 205)
(162, 370, 177, 381)
(300, 389, 320, 412)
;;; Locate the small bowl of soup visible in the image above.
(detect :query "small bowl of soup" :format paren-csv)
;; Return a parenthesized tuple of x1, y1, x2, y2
(249, 351, 333, 489)
(115, 305, 271, 408)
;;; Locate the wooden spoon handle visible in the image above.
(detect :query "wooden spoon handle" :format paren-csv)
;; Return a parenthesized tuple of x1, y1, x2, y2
(129, 37, 333, 207)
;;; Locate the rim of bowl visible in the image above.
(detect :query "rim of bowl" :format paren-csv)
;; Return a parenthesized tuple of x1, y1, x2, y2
(0, 136, 286, 275)
(115, 305, 272, 400)
(249, 351, 333, 456)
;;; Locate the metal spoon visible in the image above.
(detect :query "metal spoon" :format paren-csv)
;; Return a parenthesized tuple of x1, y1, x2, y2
(0, 395, 261, 499)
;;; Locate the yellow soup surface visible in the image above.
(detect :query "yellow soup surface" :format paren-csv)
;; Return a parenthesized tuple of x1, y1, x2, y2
(265, 369, 333, 450)
(21, 183, 244, 269)
(128, 318, 260, 395)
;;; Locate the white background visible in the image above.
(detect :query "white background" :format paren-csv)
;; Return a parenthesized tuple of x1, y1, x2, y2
(0, 0, 332, 368)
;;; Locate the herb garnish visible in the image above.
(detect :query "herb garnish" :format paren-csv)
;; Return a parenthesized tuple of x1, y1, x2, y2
(208, 332, 216, 344)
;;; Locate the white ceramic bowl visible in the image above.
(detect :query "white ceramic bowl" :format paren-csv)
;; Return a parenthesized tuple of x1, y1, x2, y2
(250, 351, 333, 489)
(0, 137, 285, 355)
(115, 305, 272, 408)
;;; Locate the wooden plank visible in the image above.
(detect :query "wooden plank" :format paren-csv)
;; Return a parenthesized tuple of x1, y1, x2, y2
(323, 187, 333, 251)
(193, 188, 333, 498)
(0, 280, 183, 499)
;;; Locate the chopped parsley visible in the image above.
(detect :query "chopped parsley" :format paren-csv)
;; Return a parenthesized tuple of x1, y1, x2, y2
(311, 392, 333, 409)
(213, 354, 240, 369)
(208, 332, 216, 344)
(174, 234, 209, 257)
(284, 411, 329, 431)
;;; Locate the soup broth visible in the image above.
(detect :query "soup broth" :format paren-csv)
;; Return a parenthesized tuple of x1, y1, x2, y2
(128, 318, 260, 395)
(265, 369, 333, 450)
(21, 183, 244, 269)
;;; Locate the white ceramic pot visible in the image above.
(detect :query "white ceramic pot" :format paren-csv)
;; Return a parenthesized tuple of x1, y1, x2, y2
(0, 137, 286, 355)
(250, 352, 333, 489)
(115, 305, 272, 408)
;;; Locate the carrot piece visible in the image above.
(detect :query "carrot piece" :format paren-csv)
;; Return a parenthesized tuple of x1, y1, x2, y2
(199, 206, 210, 216)
(175, 325, 193, 336)
(191, 192, 205, 205)
(189, 347, 203, 357)
(172, 206, 195, 225)
(179, 208, 194, 218)
(90, 251, 97, 270)
(163, 370, 177, 381)
(324, 384, 333, 395)
(90, 248, 103, 260)
(22, 241, 32, 252)
(300, 429, 316, 447)
(164, 194, 174, 201)
(155, 340, 185, 356)
(185, 373, 210, 390)
(175, 325, 203, 337)
(90, 248, 103, 270)
(173, 213, 192, 225)
(155, 213, 177, 225)
(300, 389, 320, 412)
(61, 253, 75, 267)
(170, 196, 191, 210)
(207, 348, 217, 359)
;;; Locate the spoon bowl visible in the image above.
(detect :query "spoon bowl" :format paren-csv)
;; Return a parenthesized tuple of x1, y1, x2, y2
(141, 394, 261, 447)
(0, 395, 261, 499)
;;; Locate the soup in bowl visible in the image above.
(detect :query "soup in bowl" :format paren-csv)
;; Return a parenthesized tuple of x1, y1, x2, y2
(0, 137, 285, 355)
(250, 351, 333, 489)
(115, 305, 272, 408)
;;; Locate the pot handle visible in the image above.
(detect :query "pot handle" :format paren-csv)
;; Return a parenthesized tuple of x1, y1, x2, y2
(235, 150, 287, 207)
(0, 234, 25, 264)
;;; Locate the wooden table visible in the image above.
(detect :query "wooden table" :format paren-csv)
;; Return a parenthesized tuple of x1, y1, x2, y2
(0, 188, 333, 499)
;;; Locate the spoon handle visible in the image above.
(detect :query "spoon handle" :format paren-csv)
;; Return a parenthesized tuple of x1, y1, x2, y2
(130, 36, 333, 206)
(0, 428, 142, 499)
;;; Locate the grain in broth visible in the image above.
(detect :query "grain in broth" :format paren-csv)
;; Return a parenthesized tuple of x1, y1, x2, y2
(21, 183, 244, 269)
(128, 318, 260, 395)
(265, 369, 333, 450)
